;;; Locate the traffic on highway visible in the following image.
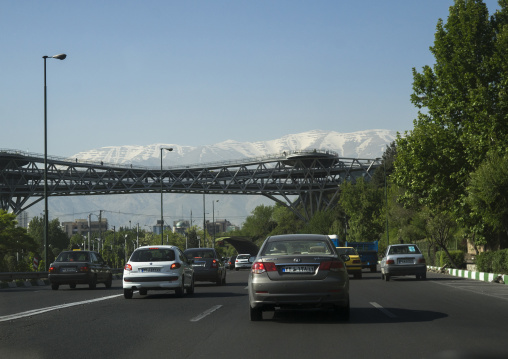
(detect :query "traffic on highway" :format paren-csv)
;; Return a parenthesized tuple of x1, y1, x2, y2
(1, 254, 507, 359)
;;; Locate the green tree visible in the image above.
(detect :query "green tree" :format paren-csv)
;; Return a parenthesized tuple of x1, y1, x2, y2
(0, 210, 38, 271)
(339, 178, 384, 242)
(240, 204, 276, 241)
(270, 203, 303, 235)
(27, 216, 70, 262)
(467, 152, 508, 239)
(395, 0, 508, 248)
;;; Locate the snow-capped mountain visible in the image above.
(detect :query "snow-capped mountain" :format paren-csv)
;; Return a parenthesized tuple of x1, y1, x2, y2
(71, 129, 396, 168)
(33, 129, 396, 229)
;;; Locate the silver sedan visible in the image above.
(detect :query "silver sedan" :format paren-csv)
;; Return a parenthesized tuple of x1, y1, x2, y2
(380, 244, 427, 281)
(248, 234, 350, 321)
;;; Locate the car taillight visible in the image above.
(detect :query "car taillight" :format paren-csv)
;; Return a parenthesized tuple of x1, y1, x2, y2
(211, 259, 218, 268)
(386, 259, 395, 265)
(235, 259, 239, 263)
(79, 266, 89, 272)
(319, 260, 344, 271)
(251, 262, 277, 274)
(170, 263, 181, 269)
(124, 264, 132, 271)
(418, 258, 426, 264)
(49, 266, 56, 273)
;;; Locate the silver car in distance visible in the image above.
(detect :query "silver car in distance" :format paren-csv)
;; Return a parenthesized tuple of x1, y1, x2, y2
(248, 234, 350, 321)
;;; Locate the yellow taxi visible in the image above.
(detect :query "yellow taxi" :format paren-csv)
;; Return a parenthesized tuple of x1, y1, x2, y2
(336, 247, 363, 279)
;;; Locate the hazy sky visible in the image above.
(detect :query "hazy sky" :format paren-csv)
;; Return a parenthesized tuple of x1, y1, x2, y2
(1, 0, 502, 157)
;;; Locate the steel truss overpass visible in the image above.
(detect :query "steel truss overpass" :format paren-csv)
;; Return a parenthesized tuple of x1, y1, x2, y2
(0, 149, 381, 222)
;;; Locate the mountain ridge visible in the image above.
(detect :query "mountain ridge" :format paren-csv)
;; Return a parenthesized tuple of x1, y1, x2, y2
(33, 129, 397, 228)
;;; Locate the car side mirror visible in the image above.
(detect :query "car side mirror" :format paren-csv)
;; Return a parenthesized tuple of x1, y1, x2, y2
(340, 254, 350, 262)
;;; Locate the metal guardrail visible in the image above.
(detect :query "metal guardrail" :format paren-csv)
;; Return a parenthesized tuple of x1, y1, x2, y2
(0, 269, 123, 282)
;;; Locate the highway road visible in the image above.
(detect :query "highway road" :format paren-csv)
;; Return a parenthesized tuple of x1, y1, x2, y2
(1, 270, 507, 359)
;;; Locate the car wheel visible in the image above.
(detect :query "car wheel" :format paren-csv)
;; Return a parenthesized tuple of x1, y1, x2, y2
(139, 289, 147, 295)
(222, 273, 227, 285)
(235, 268, 239, 271)
(105, 275, 113, 289)
(175, 277, 184, 298)
(334, 302, 350, 322)
(89, 275, 97, 289)
(370, 266, 377, 273)
(51, 284, 59, 290)
(385, 274, 390, 282)
(124, 289, 133, 299)
(216, 274, 222, 286)
(186, 276, 195, 295)
(381, 273, 385, 280)
(69, 284, 76, 289)
(250, 304, 263, 321)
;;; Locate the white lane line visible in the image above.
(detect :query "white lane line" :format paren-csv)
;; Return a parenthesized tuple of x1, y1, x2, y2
(370, 302, 397, 318)
(0, 294, 123, 323)
(190, 305, 222, 322)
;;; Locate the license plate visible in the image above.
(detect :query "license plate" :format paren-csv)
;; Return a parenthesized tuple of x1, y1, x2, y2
(61, 267, 76, 273)
(282, 266, 315, 273)
(140, 268, 160, 273)
(399, 259, 414, 264)
(192, 261, 206, 267)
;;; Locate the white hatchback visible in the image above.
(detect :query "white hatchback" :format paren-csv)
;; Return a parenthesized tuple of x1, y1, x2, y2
(123, 245, 194, 299)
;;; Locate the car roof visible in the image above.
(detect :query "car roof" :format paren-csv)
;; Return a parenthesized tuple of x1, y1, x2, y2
(135, 245, 178, 250)
(389, 244, 417, 247)
(266, 234, 330, 241)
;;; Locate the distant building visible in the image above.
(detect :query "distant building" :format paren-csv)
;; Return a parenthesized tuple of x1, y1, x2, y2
(61, 218, 108, 238)
(206, 219, 235, 236)
(16, 211, 29, 229)
(152, 220, 172, 235)
(173, 220, 190, 235)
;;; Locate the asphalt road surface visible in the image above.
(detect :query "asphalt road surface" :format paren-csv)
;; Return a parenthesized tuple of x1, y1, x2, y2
(1, 270, 507, 359)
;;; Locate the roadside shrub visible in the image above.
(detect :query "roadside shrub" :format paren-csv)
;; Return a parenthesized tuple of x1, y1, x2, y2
(438, 250, 465, 268)
(476, 251, 494, 273)
(492, 249, 508, 274)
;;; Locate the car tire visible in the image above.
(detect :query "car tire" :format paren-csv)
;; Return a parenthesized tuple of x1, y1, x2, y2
(381, 273, 385, 280)
(139, 289, 147, 295)
(216, 274, 222, 286)
(222, 274, 226, 285)
(385, 274, 390, 282)
(250, 305, 263, 321)
(124, 289, 133, 299)
(69, 284, 76, 289)
(175, 277, 184, 298)
(186, 276, 195, 295)
(370, 266, 377, 273)
(51, 284, 59, 290)
(235, 268, 239, 271)
(335, 302, 350, 322)
(105, 275, 113, 289)
(89, 275, 97, 289)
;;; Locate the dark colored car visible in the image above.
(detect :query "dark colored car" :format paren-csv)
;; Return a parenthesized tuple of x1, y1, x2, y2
(248, 234, 350, 321)
(48, 250, 113, 290)
(184, 248, 226, 285)
(228, 256, 236, 270)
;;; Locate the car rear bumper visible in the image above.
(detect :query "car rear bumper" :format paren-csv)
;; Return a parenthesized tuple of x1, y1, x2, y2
(193, 269, 219, 281)
(249, 277, 349, 309)
(235, 262, 251, 269)
(49, 273, 92, 284)
(383, 264, 426, 276)
(123, 275, 181, 290)
(345, 265, 362, 274)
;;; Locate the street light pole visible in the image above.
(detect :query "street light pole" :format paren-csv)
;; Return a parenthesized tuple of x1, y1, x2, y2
(212, 200, 218, 247)
(43, 53, 66, 271)
(160, 147, 173, 245)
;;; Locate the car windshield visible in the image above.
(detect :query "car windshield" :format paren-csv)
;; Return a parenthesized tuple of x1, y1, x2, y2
(337, 248, 358, 256)
(130, 248, 176, 262)
(388, 245, 421, 255)
(56, 252, 89, 262)
(263, 240, 333, 255)
(184, 250, 215, 259)
(237, 255, 250, 260)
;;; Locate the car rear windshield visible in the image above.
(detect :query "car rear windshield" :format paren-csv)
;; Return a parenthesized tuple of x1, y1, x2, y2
(237, 254, 250, 260)
(56, 252, 90, 262)
(262, 240, 333, 255)
(184, 249, 215, 259)
(337, 248, 358, 256)
(388, 245, 421, 255)
(130, 248, 176, 262)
